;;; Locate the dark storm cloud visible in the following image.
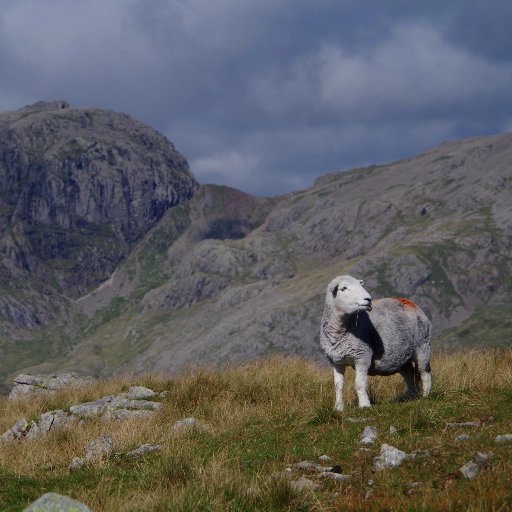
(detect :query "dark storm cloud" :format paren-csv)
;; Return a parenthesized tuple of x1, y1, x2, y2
(1, 0, 512, 195)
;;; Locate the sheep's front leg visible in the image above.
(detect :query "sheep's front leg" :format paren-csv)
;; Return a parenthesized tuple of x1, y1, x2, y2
(355, 362, 371, 408)
(332, 364, 345, 412)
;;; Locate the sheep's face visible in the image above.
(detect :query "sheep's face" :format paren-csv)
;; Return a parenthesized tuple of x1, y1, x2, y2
(326, 275, 372, 315)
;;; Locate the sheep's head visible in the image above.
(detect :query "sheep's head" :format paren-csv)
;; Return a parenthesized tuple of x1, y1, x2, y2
(326, 275, 372, 315)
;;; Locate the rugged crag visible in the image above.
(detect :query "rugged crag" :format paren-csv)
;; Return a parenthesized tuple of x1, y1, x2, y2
(0, 101, 511, 388)
(0, 101, 197, 335)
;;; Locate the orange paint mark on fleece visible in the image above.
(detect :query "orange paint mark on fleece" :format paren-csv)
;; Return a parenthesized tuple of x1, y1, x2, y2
(395, 298, 418, 309)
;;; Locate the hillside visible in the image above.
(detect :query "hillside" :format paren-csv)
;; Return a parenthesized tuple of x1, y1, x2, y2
(0, 101, 511, 388)
(1, 351, 512, 511)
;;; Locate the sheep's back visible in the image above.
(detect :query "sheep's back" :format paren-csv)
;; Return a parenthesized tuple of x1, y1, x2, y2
(366, 298, 431, 374)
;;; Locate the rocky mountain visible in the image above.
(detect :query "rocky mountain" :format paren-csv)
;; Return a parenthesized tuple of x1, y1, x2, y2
(0, 101, 196, 333)
(0, 101, 511, 390)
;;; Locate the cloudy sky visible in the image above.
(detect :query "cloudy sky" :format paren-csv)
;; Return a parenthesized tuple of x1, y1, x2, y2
(1, 0, 512, 195)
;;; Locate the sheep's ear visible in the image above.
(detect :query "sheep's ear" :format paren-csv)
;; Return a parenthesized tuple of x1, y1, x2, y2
(332, 284, 339, 298)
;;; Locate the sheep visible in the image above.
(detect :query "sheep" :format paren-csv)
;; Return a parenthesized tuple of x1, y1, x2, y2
(320, 275, 431, 411)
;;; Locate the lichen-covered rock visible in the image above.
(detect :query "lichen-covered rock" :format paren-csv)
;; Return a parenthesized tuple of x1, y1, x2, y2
(118, 386, 158, 400)
(125, 444, 163, 458)
(361, 426, 378, 445)
(319, 472, 351, 481)
(85, 434, 115, 462)
(373, 444, 408, 470)
(446, 421, 479, 428)
(69, 396, 161, 419)
(290, 477, 321, 491)
(23, 492, 92, 511)
(495, 434, 512, 443)
(1, 418, 30, 441)
(460, 461, 479, 480)
(9, 373, 96, 400)
(172, 417, 203, 431)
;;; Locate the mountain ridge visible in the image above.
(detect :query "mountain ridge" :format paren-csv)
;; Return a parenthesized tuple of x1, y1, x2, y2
(0, 102, 511, 389)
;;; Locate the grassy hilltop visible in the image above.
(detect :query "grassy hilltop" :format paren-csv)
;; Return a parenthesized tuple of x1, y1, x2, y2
(1, 349, 511, 511)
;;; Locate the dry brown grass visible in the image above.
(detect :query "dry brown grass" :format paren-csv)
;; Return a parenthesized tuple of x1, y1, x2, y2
(1, 348, 511, 511)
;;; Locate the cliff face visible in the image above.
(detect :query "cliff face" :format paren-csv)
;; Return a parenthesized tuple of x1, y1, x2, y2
(0, 101, 197, 328)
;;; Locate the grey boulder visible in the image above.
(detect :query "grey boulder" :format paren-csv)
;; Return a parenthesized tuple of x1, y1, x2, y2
(23, 492, 92, 511)
(373, 444, 408, 470)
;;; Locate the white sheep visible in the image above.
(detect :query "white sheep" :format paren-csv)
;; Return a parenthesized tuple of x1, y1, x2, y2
(320, 275, 432, 411)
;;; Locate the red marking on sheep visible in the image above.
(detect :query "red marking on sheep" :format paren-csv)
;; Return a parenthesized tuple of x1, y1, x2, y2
(395, 298, 418, 309)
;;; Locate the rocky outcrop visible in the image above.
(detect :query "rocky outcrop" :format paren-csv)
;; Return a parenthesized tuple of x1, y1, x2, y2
(1, 381, 163, 441)
(8, 373, 96, 400)
(0, 100, 197, 334)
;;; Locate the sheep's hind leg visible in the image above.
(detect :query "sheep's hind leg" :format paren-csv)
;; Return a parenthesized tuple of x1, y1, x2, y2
(355, 362, 371, 408)
(400, 361, 419, 400)
(332, 364, 345, 412)
(419, 364, 432, 397)
(415, 344, 432, 398)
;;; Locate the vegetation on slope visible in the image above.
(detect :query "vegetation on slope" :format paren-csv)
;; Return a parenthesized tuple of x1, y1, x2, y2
(1, 349, 511, 511)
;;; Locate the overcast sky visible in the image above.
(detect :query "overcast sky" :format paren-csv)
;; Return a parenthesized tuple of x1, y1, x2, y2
(1, 1, 512, 196)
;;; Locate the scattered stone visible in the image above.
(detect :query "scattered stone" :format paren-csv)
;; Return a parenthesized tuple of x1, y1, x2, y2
(455, 434, 471, 442)
(373, 444, 407, 470)
(408, 481, 422, 488)
(119, 386, 158, 400)
(367, 479, 374, 486)
(69, 457, 85, 470)
(172, 417, 203, 431)
(159, 391, 169, 398)
(4, 410, 76, 442)
(346, 417, 374, 424)
(290, 477, 321, 492)
(294, 461, 332, 473)
(85, 435, 115, 463)
(407, 449, 431, 459)
(361, 426, 378, 445)
(364, 489, 374, 499)
(446, 421, 479, 428)
(358, 448, 371, 453)
(23, 492, 92, 511)
(474, 451, 491, 464)
(1, 418, 30, 441)
(104, 409, 155, 421)
(320, 472, 351, 481)
(9, 373, 96, 401)
(319, 454, 332, 462)
(70, 396, 161, 419)
(125, 444, 163, 458)
(495, 434, 512, 443)
(389, 425, 398, 435)
(460, 461, 479, 480)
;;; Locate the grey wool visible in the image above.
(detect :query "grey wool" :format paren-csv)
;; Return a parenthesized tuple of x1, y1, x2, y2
(320, 275, 432, 411)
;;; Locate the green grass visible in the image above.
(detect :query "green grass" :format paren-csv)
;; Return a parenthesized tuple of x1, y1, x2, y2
(1, 351, 512, 511)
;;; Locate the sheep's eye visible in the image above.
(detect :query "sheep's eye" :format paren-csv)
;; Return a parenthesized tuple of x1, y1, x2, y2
(340, 286, 347, 292)
(359, 280, 364, 285)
